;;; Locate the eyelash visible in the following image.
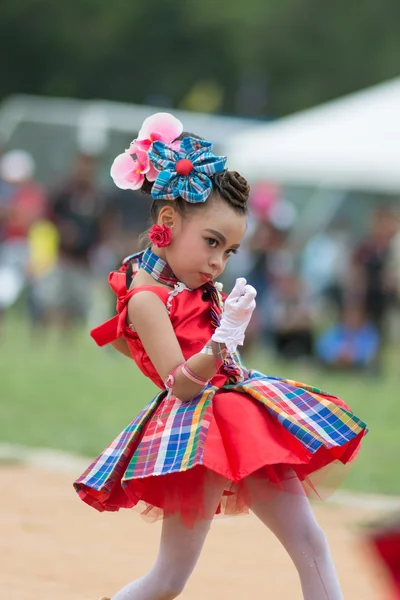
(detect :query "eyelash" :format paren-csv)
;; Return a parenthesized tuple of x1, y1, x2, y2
(204, 237, 238, 256)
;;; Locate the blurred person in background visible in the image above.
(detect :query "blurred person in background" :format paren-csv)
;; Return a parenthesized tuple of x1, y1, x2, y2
(107, 187, 151, 257)
(244, 195, 299, 351)
(267, 272, 314, 361)
(45, 153, 111, 333)
(26, 217, 60, 332)
(315, 301, 380, 371)
(387, 216, 400, 306)
(351, 208, 397, 339)
(0, 150, 47, 334)
(244, 181, 282, 298)
(300, 220, 352, 314)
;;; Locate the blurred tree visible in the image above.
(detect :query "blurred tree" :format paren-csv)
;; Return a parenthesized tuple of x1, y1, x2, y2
(0, 0, 399, 117)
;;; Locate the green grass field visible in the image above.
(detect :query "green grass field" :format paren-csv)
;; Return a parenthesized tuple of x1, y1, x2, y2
(1, 317, 399, 496)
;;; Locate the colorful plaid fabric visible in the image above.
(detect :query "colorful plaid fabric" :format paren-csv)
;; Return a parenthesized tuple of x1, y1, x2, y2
(234, 371, 367, 453)
(75, 370, 367, 493)
(140, 248, 177, 288)
(227, 349, 247, 383)
(148, 137, 227, 203)
(124, 387, 215, 479)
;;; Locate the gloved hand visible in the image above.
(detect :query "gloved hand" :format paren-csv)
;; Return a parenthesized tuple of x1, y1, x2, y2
(212, 278, 257, 352)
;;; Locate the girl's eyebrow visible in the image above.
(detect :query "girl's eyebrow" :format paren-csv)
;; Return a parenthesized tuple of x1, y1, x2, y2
(203, 228, 240, 249)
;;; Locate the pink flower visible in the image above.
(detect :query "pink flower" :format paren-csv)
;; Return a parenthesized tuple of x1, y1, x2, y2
(148, 224, 173, 247)
(110, 148, 150, 190)
(131, 113, 183, 182)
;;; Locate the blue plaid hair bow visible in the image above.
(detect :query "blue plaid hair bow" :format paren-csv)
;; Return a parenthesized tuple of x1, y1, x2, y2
(148, 137, 227, 203)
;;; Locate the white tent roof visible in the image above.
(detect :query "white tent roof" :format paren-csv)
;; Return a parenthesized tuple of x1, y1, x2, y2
(0, 94, 260, 151)
(227, 77, 400, 193)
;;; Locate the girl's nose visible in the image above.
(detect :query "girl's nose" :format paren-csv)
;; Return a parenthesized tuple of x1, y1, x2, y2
(209, 254, 223, 272)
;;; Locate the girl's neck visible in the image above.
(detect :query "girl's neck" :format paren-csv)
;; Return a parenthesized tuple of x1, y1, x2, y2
(133, 247, 177, 289)
(130, 269, 169, 289)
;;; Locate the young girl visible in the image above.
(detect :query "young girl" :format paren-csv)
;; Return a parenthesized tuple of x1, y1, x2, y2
(74, 112, 368, 600)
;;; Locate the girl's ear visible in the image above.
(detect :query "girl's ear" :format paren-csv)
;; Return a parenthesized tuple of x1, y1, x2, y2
(158, 205, 179, 229)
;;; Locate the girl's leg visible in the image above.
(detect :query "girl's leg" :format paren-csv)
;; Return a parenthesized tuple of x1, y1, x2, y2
(112, 475, 226, 600)
(248, 475, 343, 600)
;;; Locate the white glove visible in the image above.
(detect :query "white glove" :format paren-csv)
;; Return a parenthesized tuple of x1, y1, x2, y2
(212, 278, 257, 352)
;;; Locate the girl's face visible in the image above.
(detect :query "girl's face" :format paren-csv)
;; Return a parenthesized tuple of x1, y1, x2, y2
(159, 196, 247, 289)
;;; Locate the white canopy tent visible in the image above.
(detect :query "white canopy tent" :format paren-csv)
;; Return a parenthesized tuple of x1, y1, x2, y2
(0, 94, 260, 155)
(0, 95, 260, 184)
(227, 77, 400, 194)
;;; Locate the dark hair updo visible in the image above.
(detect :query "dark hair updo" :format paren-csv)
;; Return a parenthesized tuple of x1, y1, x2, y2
(141, 132, 250, 224)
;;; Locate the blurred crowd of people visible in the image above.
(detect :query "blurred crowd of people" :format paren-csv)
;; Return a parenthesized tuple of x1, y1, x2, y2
(232, 183, 400, 373)
(1, 148, 400, 374)
(0, 150, 117, 337)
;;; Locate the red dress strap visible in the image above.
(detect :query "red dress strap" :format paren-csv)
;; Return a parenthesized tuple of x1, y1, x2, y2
(90, 275, 171, 347)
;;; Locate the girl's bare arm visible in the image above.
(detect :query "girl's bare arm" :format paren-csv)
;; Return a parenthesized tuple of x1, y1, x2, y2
(128, 291, 222, 402)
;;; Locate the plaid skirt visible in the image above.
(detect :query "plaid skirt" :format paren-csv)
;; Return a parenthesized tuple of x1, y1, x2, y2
(74, 370, 367, 527)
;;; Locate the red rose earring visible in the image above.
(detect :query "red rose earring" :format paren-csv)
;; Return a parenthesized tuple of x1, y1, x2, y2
(148, 224, 173, 247)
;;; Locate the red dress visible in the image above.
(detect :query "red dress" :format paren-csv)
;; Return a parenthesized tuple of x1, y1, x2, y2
(74, 274, 367, 528)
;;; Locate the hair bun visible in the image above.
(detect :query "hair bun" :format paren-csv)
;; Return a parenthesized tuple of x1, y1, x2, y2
(213, 170, 250, 209)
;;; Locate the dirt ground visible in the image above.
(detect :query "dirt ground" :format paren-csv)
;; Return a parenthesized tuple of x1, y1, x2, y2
(0, 464, 394, 600)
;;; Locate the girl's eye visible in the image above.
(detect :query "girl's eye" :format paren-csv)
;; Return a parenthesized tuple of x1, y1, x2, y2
(205, 237, 238, 256)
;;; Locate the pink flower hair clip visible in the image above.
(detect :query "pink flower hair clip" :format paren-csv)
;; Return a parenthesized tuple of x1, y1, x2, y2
(110, 113, 183, 191)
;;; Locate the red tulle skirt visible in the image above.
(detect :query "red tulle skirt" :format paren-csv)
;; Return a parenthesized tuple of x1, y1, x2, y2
(76, 390, 364, 528)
